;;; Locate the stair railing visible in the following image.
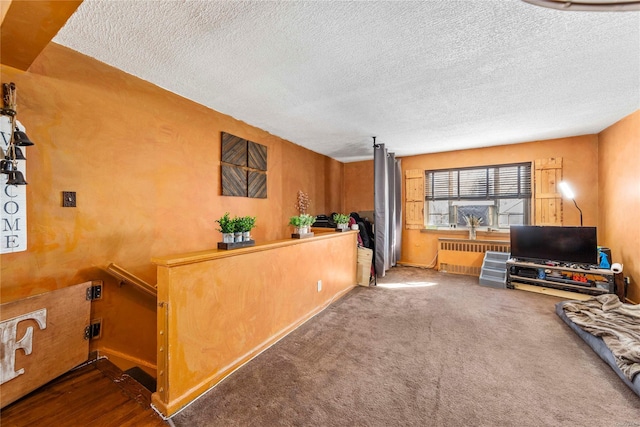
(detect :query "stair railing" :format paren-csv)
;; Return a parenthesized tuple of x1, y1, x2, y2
(106, 263, 157, 297)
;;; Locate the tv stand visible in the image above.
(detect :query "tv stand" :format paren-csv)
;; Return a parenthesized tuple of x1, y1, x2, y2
(506, 259, 615, 297)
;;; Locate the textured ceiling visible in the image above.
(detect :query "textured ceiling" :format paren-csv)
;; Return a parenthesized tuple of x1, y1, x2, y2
(53, 0, 639, 162)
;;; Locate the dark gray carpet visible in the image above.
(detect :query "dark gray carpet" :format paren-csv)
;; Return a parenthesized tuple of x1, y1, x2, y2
(172, 266, 640, 426)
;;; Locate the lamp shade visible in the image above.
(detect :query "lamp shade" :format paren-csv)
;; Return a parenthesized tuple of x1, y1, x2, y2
(558, 181, 575, 199)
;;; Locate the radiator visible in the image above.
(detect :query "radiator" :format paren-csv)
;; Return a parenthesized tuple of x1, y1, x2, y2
(438, 238, 510, 277)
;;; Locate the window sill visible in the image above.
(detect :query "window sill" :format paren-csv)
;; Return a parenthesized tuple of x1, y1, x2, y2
(419, 228, 510, 237)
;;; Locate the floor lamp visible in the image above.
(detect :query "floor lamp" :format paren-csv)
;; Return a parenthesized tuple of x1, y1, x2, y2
(559, 181, 583, 226)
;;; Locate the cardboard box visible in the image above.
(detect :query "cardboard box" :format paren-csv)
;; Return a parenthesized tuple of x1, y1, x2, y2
(356, 247, 373, 286)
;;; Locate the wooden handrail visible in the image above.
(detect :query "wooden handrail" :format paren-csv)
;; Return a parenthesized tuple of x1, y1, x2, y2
(106, 263, 157, 297)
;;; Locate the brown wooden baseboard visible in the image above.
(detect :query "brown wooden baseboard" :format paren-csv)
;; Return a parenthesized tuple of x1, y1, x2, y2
(396, 261, 436, 269)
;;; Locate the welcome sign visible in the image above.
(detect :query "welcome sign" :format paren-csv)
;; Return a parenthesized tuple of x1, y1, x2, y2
(0, 115, 27, 254)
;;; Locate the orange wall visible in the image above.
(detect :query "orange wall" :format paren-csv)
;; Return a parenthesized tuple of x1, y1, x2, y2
(0, 44, 344, 367)
(280, 141, 343, 221)
(1, 1, 12, 25)
(598, 110, 640, 303)
(343, 136, 599, 267)
(343, 160, 373, 213)
(324, 156, 345, 213)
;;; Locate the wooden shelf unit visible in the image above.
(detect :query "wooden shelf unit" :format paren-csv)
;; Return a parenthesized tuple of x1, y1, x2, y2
(506, 259, 615, 297)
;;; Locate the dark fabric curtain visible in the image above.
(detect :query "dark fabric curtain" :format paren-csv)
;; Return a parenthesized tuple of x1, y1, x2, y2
(374, 144, 388, 277)
(394, 158, 402, 264)
(374, 144, 401, 277)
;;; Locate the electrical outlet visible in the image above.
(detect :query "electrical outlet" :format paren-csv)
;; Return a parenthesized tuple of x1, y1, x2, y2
(317, 280, 322, 292)
(89, 319, 102, 339)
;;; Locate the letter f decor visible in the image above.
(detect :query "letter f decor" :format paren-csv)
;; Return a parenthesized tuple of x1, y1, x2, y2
(0, 308, 47, 385)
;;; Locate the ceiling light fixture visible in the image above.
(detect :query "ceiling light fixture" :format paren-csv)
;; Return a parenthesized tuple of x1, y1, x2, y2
(522, 0, 640, 11)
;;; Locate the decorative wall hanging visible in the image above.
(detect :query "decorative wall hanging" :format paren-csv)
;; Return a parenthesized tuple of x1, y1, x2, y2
(1, 82, 33, 254)
(221, 132, 267, 198)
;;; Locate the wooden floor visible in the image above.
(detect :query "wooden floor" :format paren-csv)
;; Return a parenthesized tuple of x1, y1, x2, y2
(1, 359, 169, 427)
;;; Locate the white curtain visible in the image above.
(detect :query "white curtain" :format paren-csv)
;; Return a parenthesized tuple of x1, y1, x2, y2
(374, 143, 402, 278)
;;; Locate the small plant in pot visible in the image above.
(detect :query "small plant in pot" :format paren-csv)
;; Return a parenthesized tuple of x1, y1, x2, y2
(216, 212, 236, 243)
(289, 213, 316, 236)
(301, 213, 316, 230)
(333, 213, 350, 231)
(289, 215, 304, 234)
(236, 216, 256, 242)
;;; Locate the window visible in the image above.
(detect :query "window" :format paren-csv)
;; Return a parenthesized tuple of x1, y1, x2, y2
(425, 163, 532, 229)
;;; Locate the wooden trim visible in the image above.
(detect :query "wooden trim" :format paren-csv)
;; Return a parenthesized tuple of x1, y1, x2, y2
(437, 238, 510, 244)
(396, 261, 435, 269)
(1, 0, 83, 70)
(152, 230, 359, 267)
(106, 263, 157, 296)
(420, 228, 510, 238)
(97, 347, 158, 373)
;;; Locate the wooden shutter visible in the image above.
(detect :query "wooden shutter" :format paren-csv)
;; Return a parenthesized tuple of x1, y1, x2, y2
(534, 158, 563, 225)
(405, 169, 424, 229)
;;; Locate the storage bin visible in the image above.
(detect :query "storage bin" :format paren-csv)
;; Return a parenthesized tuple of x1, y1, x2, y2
(356, 247, 373, 286)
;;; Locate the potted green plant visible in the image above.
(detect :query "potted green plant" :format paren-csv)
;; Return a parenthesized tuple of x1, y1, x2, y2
(289, 213, 316, 236)
(301, 213, 316, 230)
(216, 212, 236, 243)
(333, 213, 350, 231)
(237, 216, 256, 241)
(289, 215, 302, 231)
(231, 216, 243, 242)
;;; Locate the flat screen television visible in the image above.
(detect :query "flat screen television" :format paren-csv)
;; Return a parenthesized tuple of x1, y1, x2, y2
(509, 226, 598, 265)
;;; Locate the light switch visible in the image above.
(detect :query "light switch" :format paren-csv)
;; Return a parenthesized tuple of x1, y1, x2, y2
(62, 191, 76, 207)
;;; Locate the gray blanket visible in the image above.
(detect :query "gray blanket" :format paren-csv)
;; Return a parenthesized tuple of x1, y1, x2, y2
(562, 294, 640, 381)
